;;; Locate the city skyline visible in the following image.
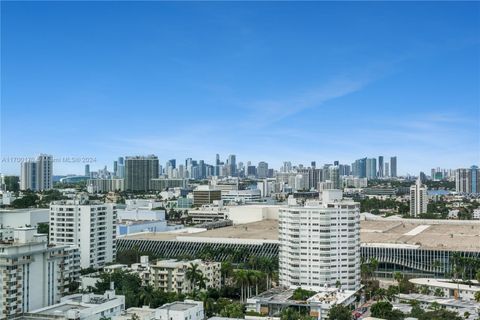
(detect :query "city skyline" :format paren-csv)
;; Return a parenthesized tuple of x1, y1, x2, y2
(1, 2, 479, 175)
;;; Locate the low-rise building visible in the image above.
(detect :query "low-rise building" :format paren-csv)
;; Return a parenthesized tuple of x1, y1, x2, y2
(150, 259, 221, 294)
(246, 287, 358, 320)
(24, 290, 125, 320)
(193, 187, 222, 206)
(155, 300, 204, 320)
(188, 203, 228, 224)
(409, 278, 480, 302)
(222, 189, 262, 204)
(394, 293, 479, 319)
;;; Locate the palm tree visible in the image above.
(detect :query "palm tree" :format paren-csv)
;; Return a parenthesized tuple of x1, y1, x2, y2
(234, 270, 248, 302)
(186, 263, 203, 297)
(139, 285, 155, 307)
(221, 261, 234, 286)
(393, 271, 403, 285)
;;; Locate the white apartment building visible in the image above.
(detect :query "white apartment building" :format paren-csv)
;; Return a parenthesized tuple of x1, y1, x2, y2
(279, 190, 361, 291)
(20, 154, 53, 191)
(410, 177, 428, 217)
(0, 228, 80, 319)
(473, 209, 480, 220)
(50, 199, 117, 269)
(25, 290, 125, 320)
(150, 259, 221, 294)
(155, 300, 204, 320)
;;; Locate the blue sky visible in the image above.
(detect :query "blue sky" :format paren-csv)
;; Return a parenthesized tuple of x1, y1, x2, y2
(1, 1, 479, 175)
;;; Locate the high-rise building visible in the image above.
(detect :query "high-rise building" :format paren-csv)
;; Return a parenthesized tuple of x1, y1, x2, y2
(257, 161, 269, 179)
(0, 228, 80, 317)
(246, 165, 257, 177)
(20, 154, 53, 191)
(329, 165, 341, 189)
(227, 154, 237, 176)
(50, 198, 117, 268)
(20, 161, 37, 191)
(117, 157, 125, 178)
(378, 156, 384, 177)
(384, 163, 390, 177)
(36, 154, 53, 191)
(124, 155, 159, 191)
(352, 158, 367, 178)
(279, 190, 361, 291)
(85, 164, 91, 177)
(455, 166, 480, 194)
(409, 177, 428, 217)
(366, 158, 377, 179)
(390, 156, 397, 177)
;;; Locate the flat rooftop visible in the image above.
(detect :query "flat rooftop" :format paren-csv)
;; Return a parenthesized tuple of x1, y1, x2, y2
(123, 219, 278, 241)
(159, 302, 198, 311)
(360, 219, 480, 251)
(122, 219, 480, 251)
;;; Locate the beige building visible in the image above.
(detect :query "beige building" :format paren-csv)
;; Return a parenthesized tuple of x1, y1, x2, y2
(150, 259, 220, 294)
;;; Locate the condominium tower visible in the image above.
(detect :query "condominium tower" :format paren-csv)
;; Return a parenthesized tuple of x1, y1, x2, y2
(409, 177, 428, 217)
(20, 154, 53, 191)
(0, 228, 80, 319)
(455, 166, 480, 194)
(390, 156, 397, 177)
(124, 155, 159, 191)
(279, 190, 361, 291)
(49, 198, 117, 268)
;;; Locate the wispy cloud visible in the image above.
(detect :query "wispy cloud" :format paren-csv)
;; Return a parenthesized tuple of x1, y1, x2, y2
(237, 75, 372, 128)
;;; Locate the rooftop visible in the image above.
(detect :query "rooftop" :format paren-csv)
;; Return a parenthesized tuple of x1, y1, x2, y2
(158, 301, 199, 311)
(123, 219, 278, 241)
(123, 218, 480, 251)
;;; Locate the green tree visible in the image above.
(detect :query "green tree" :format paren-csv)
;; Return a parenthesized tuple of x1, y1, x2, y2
(280, 308, 314, 320)
(474, 291, 480, 302)
(291, 287, 316, 300)
(419, 309, 463, 320)
(327, 304, 351, 320)
(219, 302, 244, 318)
(433, 288, 444, 297)
(185, 263, 204, 298)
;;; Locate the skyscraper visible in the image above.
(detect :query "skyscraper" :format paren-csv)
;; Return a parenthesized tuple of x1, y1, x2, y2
(125, 155, 159, 191)
(366, 158, 377, 179)
(329, 165, 341, 189)
(85, 164, 91, 177)
(352, 158, 367, 178)
(228, 154, 237, 177)
(390, 156, 397, 177)
(117, 157, 125, 178)
(384, 162, 390, 177)
(20, 161, 37, 191)
(455, 166, 480, 194)
(20, 154, 53, 191)
(378, 156, 384, 177)
(36, 154, 53, 191)
(410, 177, 428, 217)
(279, 190, 360, 291)
(257, 161, 269, 179)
